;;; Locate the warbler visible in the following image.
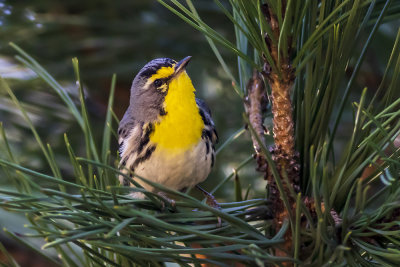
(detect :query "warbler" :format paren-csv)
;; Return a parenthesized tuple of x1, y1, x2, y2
(118, 56, 218, 200)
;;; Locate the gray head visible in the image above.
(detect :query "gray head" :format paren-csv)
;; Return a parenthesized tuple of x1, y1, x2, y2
(127, 57, 191, 122)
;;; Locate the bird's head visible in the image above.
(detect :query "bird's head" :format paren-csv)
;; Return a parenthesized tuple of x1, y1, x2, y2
(132, 56, 192, 95)
(128, 56, 194, 121)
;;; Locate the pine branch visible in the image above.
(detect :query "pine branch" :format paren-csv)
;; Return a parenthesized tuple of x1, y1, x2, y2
(258, 2, 300, 258)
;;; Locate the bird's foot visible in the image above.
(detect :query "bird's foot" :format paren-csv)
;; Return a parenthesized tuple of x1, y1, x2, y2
(196, 185, 222, 227)
(157, 192, 176, 211)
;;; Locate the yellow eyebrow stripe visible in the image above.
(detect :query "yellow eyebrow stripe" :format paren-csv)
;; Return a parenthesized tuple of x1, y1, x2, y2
(149, 66, 175, 82)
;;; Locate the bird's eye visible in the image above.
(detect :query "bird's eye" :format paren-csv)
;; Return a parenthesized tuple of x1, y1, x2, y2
(154, 79, 162, 87)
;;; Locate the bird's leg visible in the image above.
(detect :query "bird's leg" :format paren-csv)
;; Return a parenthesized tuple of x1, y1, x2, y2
(196, 185, 222, 227)
(157, 191, 176, 211)
(196, 185, 220, 208)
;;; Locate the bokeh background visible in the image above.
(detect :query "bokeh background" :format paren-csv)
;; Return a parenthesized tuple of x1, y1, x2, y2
(0, 0, 398, 265)
(0, 0, 262, 199)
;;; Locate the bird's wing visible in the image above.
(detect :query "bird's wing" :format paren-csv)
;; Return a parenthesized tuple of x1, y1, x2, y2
(196, 98, 218, 145)
(118, 110, 144, 186)
(118, 110, 139, 158)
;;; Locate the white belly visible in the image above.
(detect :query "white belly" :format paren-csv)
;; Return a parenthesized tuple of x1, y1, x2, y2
(133, 140, 212, 194)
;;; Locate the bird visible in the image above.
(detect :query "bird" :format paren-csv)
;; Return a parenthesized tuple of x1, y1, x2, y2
(118, 56, 218, 204)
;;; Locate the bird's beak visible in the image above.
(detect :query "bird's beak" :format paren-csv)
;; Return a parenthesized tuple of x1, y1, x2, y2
(174, 56, 192, 76)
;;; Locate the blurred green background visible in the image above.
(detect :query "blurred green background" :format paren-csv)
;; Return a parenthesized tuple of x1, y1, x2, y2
(0, 1, 256, 264)
(0, 0, 263, 201)
(0, 0, 399, 265)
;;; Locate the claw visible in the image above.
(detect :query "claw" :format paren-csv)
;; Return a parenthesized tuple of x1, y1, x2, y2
(157, 192, 176, 211)
(196, 185, 222, 227)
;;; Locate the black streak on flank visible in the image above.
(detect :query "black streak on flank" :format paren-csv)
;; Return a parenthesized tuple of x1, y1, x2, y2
(205, 141, 210, 154)
(202, 129, 213, 141)
(138, 123, 153, 154)
(211, 153, 215, 168)
(202, 129, 207, 140)
(133, 145, 156, 168)
(119, 141, 124, 155)
(124, 145, 156, 186)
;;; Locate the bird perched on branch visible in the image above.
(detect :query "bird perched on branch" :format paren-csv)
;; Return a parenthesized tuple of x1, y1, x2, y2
(118, 56, 218, 204)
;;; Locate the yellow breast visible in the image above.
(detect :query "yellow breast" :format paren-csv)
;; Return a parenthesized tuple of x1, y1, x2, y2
(150, 71, 204, 152)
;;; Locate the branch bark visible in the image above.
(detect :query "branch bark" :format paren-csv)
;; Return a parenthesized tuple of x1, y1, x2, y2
(262, 2, 299, 259)
(244, 2, 299, 259)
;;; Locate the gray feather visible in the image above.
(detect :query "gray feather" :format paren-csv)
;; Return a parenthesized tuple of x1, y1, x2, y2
(118, 58, 175, 158)
(128, 58, 175, 122)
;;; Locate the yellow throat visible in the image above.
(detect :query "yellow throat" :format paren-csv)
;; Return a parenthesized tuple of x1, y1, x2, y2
(150, 70, 204, 152)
